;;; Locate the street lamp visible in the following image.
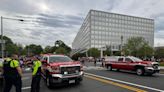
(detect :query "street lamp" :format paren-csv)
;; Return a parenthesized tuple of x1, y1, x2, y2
(1, 16, 24, 58)
(120, 35, 123, 56)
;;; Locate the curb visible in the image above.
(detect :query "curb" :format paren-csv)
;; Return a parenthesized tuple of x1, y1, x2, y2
(160, 69, 164, 74)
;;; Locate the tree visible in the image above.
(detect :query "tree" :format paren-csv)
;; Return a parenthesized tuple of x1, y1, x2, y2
(44, 46, 52, 53)
(55, 47, 67, 54)
(87, 48, 100, 58)
(104, 48, 111, 56)
(25, 44, 43, 55)
(123, 37, 154, 57)
(55, 40, 71, 54)
(0, 35, 17, 56)
(5, 44, 19, 56)
(155, 47, 164, 59)
(71, 53, 86, 60)
(138, 43, 154, 58)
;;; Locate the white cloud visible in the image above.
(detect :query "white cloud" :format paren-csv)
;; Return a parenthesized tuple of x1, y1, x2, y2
(0, 0, 164, 47)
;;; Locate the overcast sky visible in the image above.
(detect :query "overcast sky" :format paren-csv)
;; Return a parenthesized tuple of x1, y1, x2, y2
(0, 0, 164, 48)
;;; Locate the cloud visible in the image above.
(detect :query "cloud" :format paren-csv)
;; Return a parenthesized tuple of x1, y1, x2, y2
(36, 14, 83, 28)
(0, 0, 164, 47)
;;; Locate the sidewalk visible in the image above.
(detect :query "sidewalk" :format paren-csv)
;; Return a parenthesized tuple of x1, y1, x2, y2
(159, 66, 164, 74)
(159, 66, 164, 69)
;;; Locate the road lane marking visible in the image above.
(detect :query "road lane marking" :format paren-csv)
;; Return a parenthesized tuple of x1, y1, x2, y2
(85, 72, 164, 92)
(84, 75, 146, 92)
(22, 86, 31, 90)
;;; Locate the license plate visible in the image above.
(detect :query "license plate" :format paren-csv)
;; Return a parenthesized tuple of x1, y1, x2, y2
(69, 80, 75, 84)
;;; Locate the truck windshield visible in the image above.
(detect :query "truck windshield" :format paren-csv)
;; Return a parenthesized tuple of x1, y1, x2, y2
(49, 56, 73, 63)
(130, 56, 142, 62)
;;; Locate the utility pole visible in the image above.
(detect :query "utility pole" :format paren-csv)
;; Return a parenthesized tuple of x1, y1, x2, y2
(1, 16, 4, 58)
(0, 16, 24, 58)
(121, 35, 123, 56)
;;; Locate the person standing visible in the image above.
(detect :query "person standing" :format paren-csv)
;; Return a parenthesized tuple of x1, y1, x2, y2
(31, 56, 42, 92)
(3, 55, 23, 92)
(94, 57, 97, 66)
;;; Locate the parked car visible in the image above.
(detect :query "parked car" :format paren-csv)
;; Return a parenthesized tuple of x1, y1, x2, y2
(41, 54, 83, 88)
(105, 56, 160, 76)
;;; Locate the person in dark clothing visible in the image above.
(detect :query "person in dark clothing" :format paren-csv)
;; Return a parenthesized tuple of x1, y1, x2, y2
(3, 55, 23, 92)
(31, 56, 42, 92)
(94, 57, 97, 66)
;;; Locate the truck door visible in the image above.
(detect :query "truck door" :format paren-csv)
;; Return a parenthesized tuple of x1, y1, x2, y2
(115, 58, 126, 69)
(124, 58, 135, 70)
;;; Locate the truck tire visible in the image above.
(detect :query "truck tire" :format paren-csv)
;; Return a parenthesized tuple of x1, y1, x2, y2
(136, 68, 144, 76)
(107, 65, 112, 71)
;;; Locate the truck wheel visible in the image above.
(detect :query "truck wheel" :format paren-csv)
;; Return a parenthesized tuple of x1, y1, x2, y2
(136, 68, 144, 76)
(107, 65, 112, 71)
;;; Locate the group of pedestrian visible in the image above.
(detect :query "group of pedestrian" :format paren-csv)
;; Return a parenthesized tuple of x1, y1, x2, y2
(2, 54, 42, 92)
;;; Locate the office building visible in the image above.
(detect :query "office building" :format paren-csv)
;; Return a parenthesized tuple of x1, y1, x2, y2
(72, 10, 154, 54)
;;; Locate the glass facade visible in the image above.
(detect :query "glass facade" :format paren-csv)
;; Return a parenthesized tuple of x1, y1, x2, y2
(72, 10, 154, 52)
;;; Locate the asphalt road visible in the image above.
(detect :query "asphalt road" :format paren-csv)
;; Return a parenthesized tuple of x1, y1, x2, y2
(0, 62, 164, 92)
(20, 72, 132, 92)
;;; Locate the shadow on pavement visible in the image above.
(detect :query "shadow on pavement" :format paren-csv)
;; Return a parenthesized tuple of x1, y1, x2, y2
(106, 69, 161, 78)
(47, 83, 82, 91)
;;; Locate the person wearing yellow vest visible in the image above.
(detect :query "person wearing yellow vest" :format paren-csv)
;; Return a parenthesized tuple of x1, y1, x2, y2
(3, 54, 22, 92)
(31, 56, 42, 92)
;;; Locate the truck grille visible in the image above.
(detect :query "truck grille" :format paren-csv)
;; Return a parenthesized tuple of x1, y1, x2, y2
(61, 66, 80, 75)
(153, 64, 159, 70)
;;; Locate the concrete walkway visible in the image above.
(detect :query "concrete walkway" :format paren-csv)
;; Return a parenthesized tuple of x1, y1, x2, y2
(159, 66, 164, 69)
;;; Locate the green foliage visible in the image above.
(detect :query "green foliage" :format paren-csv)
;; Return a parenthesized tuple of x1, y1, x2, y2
(123, 37, 154, 57)
(55, 47, 67, 54)
(55, 40, 71, 53)
(0, 36, 71, 57)
(114, 51, 121, 56)
(104, 49, 111, 56)
(138, 44, 154, 58)
(155, 47, 164, 58)
(44, 46, 52, 53)
(87, 48, 100, 58)
(25, 44, 43, 55)
(71, 53, 86, 60)
(6, 44, 19, 55)
(0, 35, 17, 56)
(44, 40, 71, 55)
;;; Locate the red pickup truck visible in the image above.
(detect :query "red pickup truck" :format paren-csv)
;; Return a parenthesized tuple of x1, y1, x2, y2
(105, 56, 160, 76)
(41, 54, 83, 88)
